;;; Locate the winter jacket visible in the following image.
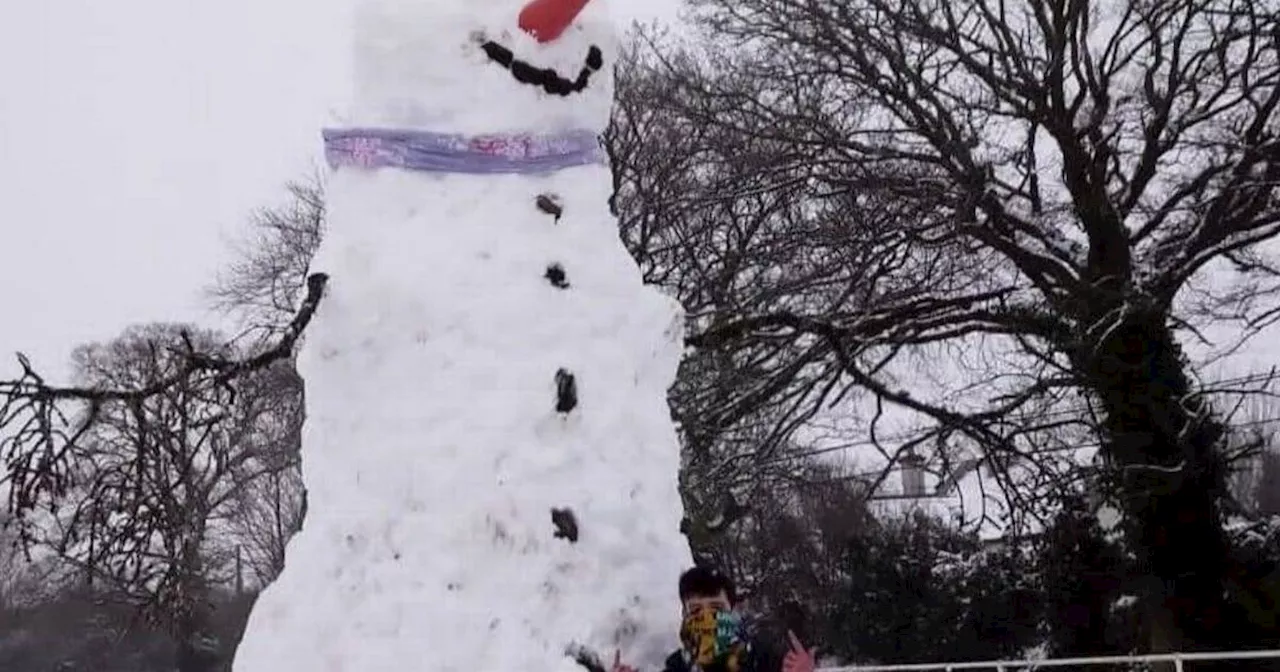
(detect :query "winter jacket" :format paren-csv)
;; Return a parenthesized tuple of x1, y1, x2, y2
(660, 638, 785, 672)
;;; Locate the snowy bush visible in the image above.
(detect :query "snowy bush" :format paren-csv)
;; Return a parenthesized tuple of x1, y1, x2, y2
(823, 511, 1039, 665)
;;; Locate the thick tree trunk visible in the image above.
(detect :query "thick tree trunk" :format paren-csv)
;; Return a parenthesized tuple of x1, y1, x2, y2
(174, 535, 219, 672)
(1078, 306, 1238, 665)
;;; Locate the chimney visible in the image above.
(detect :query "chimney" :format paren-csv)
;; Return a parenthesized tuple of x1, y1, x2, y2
(900, 450, 925, 497)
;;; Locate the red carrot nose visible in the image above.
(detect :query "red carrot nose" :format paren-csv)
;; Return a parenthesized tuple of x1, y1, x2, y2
(518, 0, 593, 43)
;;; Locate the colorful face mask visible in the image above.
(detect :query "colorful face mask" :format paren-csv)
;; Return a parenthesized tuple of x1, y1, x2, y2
(681, 608, 748, 671)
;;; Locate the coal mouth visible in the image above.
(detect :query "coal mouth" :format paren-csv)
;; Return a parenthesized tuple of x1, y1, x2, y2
(480, 40, 604, 96)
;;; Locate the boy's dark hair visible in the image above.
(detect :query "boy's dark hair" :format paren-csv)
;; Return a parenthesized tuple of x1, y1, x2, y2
(678, 565, 737, 604)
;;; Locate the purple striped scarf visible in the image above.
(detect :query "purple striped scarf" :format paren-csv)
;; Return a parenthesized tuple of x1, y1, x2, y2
(322, 127, 606, 175)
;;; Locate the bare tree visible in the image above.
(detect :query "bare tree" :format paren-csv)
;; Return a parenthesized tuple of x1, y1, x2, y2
(208, 177, 326, 345)
(0, 275, 327, 672)
(608, 35, 994, 537)
(633, 0, 1280, 656)
(205, 178, 324, 588)
(33, 324, 297, 670)
(203, 356, 306, 593)
(220, 362, 305, 590)
(226, 456, 304, 589)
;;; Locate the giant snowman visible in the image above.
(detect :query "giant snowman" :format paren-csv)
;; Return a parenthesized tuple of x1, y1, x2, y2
(233, 0, 692, 670)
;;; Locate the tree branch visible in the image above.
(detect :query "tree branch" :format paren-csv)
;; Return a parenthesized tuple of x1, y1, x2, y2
(1, 272, 329, 545)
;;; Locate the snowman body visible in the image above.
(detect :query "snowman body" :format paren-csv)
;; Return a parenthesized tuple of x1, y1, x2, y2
(232, 1, 692, 671)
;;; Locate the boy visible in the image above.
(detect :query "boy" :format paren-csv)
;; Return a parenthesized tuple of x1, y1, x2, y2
(614, 566, 818, 672)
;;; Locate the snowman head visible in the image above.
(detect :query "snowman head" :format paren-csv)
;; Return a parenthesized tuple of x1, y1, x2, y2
(349, 0, 617, 135)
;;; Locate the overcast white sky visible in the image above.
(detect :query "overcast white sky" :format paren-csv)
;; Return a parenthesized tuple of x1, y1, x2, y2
(0, 0, 684, 383)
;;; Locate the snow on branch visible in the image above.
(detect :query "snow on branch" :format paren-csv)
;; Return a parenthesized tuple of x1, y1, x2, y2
(0, 272, 329, 543)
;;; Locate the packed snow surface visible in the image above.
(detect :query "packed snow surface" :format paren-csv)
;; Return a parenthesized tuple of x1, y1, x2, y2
(347, 0, 617, 134)
(234, 1, 692, 670)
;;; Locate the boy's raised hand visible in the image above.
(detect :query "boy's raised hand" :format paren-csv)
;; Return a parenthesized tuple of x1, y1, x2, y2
(782, 631, 817, 672)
